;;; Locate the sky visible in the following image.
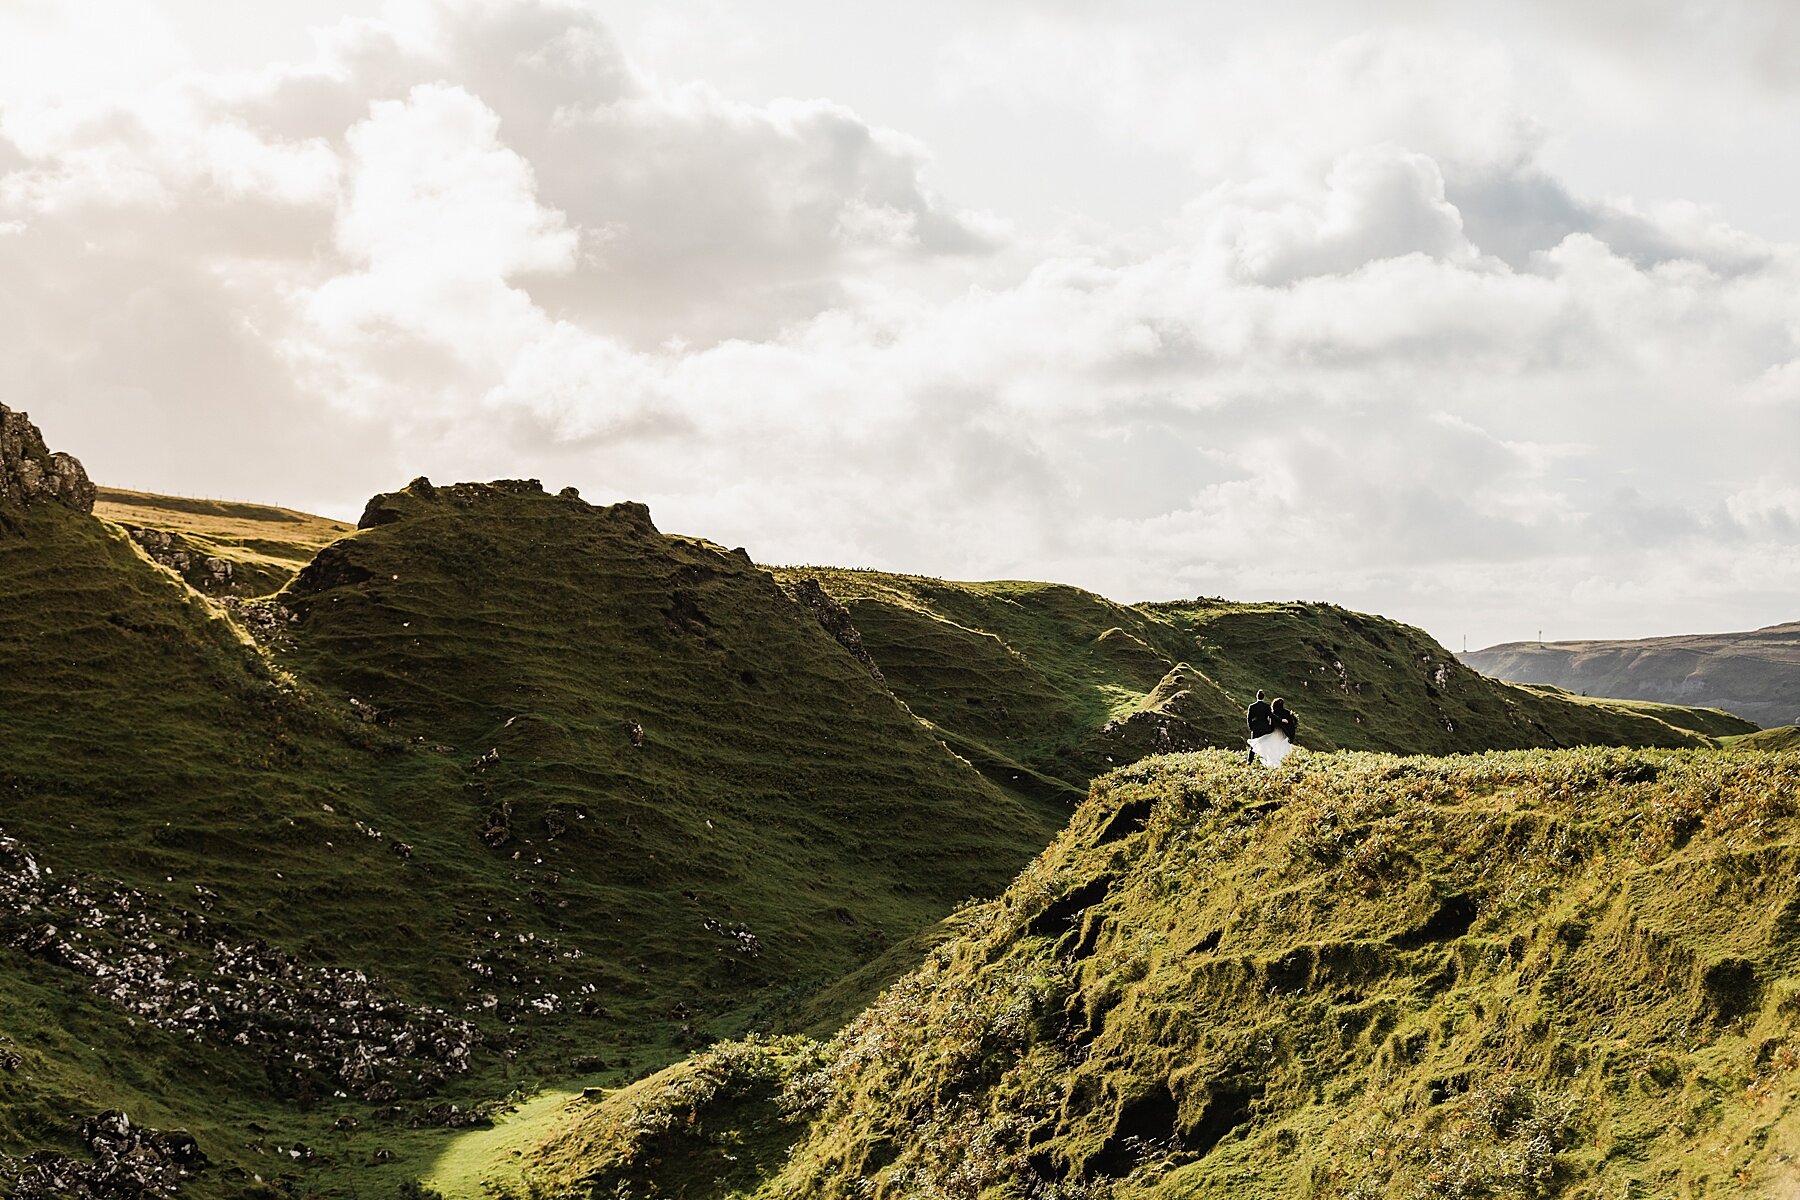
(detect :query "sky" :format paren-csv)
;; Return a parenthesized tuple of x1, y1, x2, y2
(2, 1, 1798, 651)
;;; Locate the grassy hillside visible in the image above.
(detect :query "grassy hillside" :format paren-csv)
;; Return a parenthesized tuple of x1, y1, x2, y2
(0, 479, 1052, 1196)
(774, 571, 1753, 804)
(0, 499, 488, 1195)
(1463, 624, 1800, 728)
(1730, 725, 1800, 752)
(496, 746, 1800, 1199)
(272, 478, 1056, 1016)
(0, 425, 1769, 1196)
(93, 486, 353, 596)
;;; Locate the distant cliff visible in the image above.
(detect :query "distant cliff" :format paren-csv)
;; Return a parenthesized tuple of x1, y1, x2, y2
(1462, 623, 1800, 727)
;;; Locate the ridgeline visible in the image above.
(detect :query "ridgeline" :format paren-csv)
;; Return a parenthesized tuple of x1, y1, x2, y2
(1463, 627, 1800, 729)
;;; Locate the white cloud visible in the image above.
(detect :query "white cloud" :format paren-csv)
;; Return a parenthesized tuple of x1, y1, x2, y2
(3, 0, 1799, 649)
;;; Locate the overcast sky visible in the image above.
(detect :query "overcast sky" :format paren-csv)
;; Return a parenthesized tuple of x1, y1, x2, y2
(4, 1, 1798, 650)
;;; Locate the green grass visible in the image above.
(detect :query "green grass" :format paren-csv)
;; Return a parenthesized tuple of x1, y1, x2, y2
(93, 486, 354, 596)
(1728, 725, 1800, 751)
(1, 472, 1769, 1198)
(498, 746, 1800, 1198)
(773, 573, 1752, 806)
(0, 487, 1052, 1196)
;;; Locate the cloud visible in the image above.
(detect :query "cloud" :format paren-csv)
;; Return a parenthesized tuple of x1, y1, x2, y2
(1192, 146, 1475, 285)
(2, 1, 1799, 649)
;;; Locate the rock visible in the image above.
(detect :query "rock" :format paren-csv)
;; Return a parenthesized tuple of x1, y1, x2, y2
(782, 577, 886, 685)
(119, 526, 244, 595)
(0, 827, 480, 1105)
(0, 1108, 208, 1198)
(0, 404, 96, 513)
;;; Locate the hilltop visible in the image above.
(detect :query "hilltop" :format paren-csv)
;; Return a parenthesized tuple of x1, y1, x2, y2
(1463, 625, 1800, 729)
(774, 569, 1755, 805)
(492, 746, 1800, 1199)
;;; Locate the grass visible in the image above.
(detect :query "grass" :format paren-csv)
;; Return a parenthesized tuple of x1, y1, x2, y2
(0, 470, 1771, 1198)
(92, 486, 353, 596)
(0, 486, 1052, 1196)
(772, 572, 1754, 806)
(1728, 726, 1800, 751)
(497, 746, 1800, 1198)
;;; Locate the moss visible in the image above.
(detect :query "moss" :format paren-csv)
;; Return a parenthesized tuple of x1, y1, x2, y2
(509, 748, 1800, 1199)
(0, 492, 1049, 1197)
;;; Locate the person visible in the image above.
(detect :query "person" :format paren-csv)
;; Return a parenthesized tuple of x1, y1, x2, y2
(1272, 697, 1298, 742)
(1248, 695, 1299, 768)
(1245, 689, 1273, 765)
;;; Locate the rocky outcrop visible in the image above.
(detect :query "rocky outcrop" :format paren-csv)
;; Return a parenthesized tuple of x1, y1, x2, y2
(120, 526, 236, 592)
(782, 576, 886, 685)
(0, 404, 96, 513)
(0, 1110, 207, 1199)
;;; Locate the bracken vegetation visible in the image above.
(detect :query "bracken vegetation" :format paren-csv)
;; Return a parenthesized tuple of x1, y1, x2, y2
(499, 748, 1800, 1199)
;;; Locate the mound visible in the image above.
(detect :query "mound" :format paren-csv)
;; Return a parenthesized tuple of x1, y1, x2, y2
(1732, 726, 1800, 752)
(1464, 625, 1800, 728)
(774, 572, 1750, 803)
(269, 477, 1054, 1020)
(502, 747, 1800, 1199)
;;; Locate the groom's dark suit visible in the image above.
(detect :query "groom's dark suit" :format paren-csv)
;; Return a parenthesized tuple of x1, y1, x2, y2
(1246, 698, 1274, 738)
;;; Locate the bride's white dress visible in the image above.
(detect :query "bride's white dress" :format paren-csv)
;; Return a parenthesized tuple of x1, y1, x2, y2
(1248, 729, 1295, 768)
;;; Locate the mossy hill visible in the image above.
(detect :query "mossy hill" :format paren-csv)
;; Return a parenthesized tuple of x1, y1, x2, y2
(772, 569, 1755, 803)
(92, 486, 354, 596)
(1731, 725, 1800, 752)
(492, 746, 1800, 1200)
(1463, 624, 1800, 728)
(0, 459, 1049, 1194)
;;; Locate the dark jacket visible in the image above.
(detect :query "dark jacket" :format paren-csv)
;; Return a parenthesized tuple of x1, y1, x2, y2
(1274, 707, 1298, 739)
(1246, 699, 1274, 737)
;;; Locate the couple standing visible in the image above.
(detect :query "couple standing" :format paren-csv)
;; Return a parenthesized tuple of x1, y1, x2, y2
(1245, 689, 1299, 767)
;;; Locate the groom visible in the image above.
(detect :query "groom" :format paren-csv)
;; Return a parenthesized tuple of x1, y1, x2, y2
(1245, 689, 1273, 764)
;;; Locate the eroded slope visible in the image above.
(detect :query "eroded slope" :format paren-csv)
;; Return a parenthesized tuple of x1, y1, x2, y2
(775, 571, 1751, 804)
(504, 747, 1800, 1199)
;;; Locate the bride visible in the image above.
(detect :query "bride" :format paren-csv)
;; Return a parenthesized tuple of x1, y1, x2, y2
(1248, 697, 1299, 767)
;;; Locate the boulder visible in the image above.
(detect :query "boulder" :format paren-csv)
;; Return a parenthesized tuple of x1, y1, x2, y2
(0, 404, 95, 513)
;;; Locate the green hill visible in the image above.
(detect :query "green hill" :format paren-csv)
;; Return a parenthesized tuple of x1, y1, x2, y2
(773, 570, 1753, 804)
(0, 412, 1052, 1196)
(1463, 625, 1800, 728)
(1730, 725, 1800, 752)
(495, 746, 1800, 1199)
(92, 485, 354, 596)
(0, 402, 1774, 1198)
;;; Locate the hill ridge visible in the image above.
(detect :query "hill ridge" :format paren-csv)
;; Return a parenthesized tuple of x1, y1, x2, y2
(1464, 623, 1800, 727)
(487, 746, 1800, 1199)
